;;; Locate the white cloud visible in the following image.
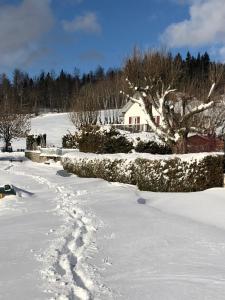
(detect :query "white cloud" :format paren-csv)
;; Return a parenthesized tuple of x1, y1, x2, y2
(0, 0, 54, 68)
(62, 12, 101, 34)
(161, 0, 225, 47)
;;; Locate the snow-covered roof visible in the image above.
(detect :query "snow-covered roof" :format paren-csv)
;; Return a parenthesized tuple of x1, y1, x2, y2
(121, 100, 133, 114)
(121, 92, 143, 114)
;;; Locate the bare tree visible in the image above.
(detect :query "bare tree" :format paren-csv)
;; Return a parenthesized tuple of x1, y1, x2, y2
(70, 83, 99, 128)
(70, 74, 126, 128)
(0, 113, 30, 151)
(122, 49, 225, 153)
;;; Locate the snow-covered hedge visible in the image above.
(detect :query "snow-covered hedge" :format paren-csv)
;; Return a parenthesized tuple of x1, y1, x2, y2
(61, 152, 224, 192)
(62, 125, 133, 154)
(135, 140, 172, 154)
(62, 125, 172, 155)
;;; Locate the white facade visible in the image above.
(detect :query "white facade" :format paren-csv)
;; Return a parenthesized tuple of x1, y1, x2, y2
(121, 100, 161, 131)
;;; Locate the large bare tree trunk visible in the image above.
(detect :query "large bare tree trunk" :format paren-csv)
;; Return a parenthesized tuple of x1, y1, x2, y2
(172, 135, 188, 154)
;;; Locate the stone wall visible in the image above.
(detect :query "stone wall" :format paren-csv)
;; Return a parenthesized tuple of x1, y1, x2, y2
(25, 151, 61, 163)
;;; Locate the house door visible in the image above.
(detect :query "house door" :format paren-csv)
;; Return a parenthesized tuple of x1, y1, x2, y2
(135, 116, 140, 125)
(129, 116, 140, 124)
(155, 116, 160, 126)
(128, 116, 140, 131)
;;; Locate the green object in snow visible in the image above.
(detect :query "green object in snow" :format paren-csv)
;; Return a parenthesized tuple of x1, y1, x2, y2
(0, 185, 16, 196)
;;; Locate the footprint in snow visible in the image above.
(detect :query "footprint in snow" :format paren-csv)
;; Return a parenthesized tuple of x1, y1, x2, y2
(104, 233, 115, 240)
(103, 257, 112, 266)
(46, 228, 56, 235)
(137, 197, 146, 204)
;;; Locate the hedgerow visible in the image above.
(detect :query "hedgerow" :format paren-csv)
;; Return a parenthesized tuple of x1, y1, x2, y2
(62, 153, 224, 192)
(62, 125, 133, 153)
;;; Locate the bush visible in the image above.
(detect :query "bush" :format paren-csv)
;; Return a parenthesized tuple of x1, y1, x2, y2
(76, 125, 105, 153)
(62, 156, 135, 185)
(135, 140, 172, 154)
(134, 155, 224, 192)
(66, 125, 133, 154)
(62, 132, 78, 149)
(62, 153, 224, 192)
(101, 127, 133, 154)
(62, 125, 174, 155)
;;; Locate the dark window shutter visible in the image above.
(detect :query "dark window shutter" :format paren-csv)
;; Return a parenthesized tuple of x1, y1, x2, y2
(157, 116, 160, 126)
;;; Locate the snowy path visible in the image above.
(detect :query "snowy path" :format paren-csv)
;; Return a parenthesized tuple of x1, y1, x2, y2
(1, 155, 225, 299)
(0, 158, 97, 300)
(8, 170, 92, 299)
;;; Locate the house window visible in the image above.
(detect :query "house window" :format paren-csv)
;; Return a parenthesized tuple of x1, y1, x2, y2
(129, 116, 140, 125)
(155, 116, 160, 126)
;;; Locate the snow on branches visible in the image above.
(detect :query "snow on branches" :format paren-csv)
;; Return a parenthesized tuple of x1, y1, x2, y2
(0, 113, 30, 151)
(122, 78, 220, 153)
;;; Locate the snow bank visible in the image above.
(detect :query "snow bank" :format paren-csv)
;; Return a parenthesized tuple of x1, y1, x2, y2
(145, 188, 225, 230)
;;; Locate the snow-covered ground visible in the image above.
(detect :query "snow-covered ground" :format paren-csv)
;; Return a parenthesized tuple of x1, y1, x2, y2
(2, 112, 162, 151)
(1, 113, 225, 299)
(1, 113, 75, 150)
(0, 152, 225, 299)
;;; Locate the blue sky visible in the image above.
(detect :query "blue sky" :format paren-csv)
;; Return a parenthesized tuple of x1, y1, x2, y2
(0, 0, 224, 76)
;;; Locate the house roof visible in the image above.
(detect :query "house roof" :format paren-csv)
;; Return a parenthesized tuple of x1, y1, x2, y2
(121, 100, 133, 113)
(121, 92, 143, 114)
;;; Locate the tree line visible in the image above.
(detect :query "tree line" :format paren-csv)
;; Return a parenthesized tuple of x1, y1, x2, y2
(0, 66, 124, 115)
(1, 48, 225, 153)
(0, 50, 222, 116)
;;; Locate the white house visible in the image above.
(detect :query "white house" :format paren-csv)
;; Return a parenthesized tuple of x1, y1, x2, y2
(120, 92, 161, 131)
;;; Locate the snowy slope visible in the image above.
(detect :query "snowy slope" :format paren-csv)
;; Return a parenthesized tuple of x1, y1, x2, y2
(30, 113, 75, 147)
(1, 113, 75, 150)
(2, 112, 162, 151)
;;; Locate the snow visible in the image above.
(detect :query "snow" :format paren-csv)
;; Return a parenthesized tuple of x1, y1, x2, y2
(1, 113, 225, 299)
(1, 112, 162, 151)
(208, 82, 216, 99)
(0, 152, 225, 299)
(123, 131, 163, 146)
(63, 150, 222, 163)
(31, 113, 75, 146)
(145, 188, 225, 230)
(0, 154, 96, 299)
(0, 113, 75, 150)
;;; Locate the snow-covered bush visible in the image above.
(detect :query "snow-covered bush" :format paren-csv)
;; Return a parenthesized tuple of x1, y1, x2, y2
(62, 132, 78, 149)
(65, 125, 133, 154)
(62, 153, 224, 192)
(63, 157, 135, 184)
(101, 127, 133, 154)
(135, 140, 172, 154)
(135, 155, 223, 192)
